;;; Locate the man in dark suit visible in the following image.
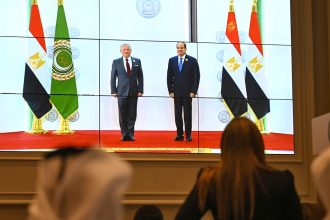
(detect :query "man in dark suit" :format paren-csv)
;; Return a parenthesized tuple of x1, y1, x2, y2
(167, 42, 200, 141)
(111, 44, 143, 141)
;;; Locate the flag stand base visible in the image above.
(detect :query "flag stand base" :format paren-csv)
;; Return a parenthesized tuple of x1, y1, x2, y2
(28, 129, 48, 134)
(27, 116, 48, 134)
(54, 118, 74, 135)
(256, 119, 269, 134)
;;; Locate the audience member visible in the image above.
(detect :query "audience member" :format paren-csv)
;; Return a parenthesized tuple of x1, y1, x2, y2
(301, 202, 325, 220)
(175, 117, 303, 220)
(311, 147, 330, 220)
(133, 205, 164, 220)
(27, 147, 132, 220)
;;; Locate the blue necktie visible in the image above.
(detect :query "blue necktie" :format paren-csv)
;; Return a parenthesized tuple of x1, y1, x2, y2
(178, 57, 183, 72)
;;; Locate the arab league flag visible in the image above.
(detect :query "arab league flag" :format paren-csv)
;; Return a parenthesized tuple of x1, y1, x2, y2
(50, 1, 78, 119)
(245, 0, 270, 119)
(23, 0, 52, 119)
(221, 0, 247, 118)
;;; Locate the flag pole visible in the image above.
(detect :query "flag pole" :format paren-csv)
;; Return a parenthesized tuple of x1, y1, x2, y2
(51, 0, 78, 134)
(25, 0, 50, 134)
(253, 0, 269, 133)
(248, 0, 269, 133)
(24, 0, 33, 132)
(54, 0, 73, 135)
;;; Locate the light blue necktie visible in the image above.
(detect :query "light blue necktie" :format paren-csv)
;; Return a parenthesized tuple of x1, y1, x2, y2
(178, 57, 183, 72)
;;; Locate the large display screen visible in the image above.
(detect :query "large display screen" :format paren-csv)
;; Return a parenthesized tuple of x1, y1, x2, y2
(0, 0, 293, 154)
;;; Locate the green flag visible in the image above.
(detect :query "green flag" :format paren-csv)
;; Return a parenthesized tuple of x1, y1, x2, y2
(50, 0, 78, 119)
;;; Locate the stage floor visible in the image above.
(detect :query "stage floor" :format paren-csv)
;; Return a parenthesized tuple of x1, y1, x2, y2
(0, 130, 294, 154)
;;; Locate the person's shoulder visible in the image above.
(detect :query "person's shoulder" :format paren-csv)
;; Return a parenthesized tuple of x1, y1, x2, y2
(311, 147, 330, 174)
(113, 57, 122, 62)
(131, 57, 141, 61)
(186, 55, 197, 61)
(260, 168, 293, 178)
(169, 56, 177, 61)
(259, 169, 295, 187)
(256, 169, 297, 197)
(276, 170, 295, 182)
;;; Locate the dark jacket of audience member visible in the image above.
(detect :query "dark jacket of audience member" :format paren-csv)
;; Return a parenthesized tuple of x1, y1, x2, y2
(27, 147, 132, 220)
(133, 205, 164, 220)
(175, 117, 303, 220)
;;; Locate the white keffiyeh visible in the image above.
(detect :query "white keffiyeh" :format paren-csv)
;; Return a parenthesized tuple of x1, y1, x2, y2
(311, 147, 330, 220)
(27, 149, 132, 220)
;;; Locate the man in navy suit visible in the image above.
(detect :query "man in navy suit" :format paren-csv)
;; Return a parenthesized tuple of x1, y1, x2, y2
(167, 42, 200, 141)
(111, 44, 144, 141)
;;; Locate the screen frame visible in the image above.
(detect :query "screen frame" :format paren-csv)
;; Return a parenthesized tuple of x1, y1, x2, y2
(0, 0, 308, 162)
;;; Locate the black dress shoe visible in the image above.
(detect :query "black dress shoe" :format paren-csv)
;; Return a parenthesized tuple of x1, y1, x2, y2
(121, 136, 128, 141)
(174, 135, 184, 141)
(128, 136, 135, 141)
(186, 136, 192, 142)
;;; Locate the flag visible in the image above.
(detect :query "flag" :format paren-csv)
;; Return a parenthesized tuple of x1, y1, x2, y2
(220, 0, 247, 118)
(245, 0, 270, 119)
(23, 0, 52, 119)
(245, 68, 269, 118)
(50, 0, 78, 119)
(226, 3, 241, 55)
(221, 68, 247, 117)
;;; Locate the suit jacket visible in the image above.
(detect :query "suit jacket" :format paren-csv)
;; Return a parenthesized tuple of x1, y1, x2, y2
(175, 168, 303, 220)
(167, 55, 200, 97)
(111, 57, 143, 96)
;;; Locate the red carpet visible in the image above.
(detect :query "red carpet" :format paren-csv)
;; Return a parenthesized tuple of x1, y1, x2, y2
(0, 130, 293, 153)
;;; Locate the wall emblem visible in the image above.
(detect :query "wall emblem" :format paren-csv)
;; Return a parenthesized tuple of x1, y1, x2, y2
(137, 0, 161, 18)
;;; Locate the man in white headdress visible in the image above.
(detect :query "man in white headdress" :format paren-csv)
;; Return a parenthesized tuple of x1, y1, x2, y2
(311, 146, 330, 220)
(27, 147, 132, 220)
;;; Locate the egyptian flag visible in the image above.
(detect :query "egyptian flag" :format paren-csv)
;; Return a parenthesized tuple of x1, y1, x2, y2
(50, 0, 78, 119)
(23, 0, 52, 119)
(220, 0, 247, 118)
(245, 0, 270, 119)
(222, 68, 247, 117)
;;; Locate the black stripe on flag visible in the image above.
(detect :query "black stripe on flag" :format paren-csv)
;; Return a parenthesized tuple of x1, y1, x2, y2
(245, 67, 270, 119)
(221, 67, 247, 118)
(23, 63, 52, 118)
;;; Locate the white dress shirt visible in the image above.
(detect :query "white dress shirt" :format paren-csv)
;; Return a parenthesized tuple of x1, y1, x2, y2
(123, 56, 132, 72)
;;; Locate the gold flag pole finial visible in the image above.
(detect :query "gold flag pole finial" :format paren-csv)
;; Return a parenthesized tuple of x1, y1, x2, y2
(252, 0, 258, 13)
(229, 0, 235, 12)
(58, 0, 64, 6)
(32, 0, 38, 5)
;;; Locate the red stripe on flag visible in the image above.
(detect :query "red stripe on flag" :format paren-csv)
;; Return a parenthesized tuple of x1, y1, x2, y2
(226, 12, 241, 55)
(249, 11, 263, 55)
(29, 5, 46, 52)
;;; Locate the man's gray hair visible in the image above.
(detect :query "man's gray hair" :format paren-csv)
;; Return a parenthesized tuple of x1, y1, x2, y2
(120, 43, 131, 50)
